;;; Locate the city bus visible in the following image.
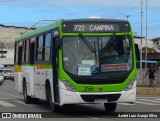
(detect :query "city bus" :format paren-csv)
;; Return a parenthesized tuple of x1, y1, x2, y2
(14, 19, 139, 113)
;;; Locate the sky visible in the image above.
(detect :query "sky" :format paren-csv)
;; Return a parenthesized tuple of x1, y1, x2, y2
(0, 0, 160, 39)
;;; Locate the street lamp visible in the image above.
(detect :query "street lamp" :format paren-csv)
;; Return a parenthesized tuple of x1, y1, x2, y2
(126, 15, 131, 21)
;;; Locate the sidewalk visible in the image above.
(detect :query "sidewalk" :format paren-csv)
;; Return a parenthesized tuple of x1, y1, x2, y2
(136, 87, 160, 95)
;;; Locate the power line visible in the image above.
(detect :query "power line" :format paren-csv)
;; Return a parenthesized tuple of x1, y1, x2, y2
(112, 4, 142, 19)
(112, 0, 148, 19)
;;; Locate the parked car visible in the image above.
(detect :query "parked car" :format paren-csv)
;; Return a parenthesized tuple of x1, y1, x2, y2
(0, 68, 14, 81)
(0, 69, 4, 75)
(0, 75, 4, 85)
(1, 69, 14, 81)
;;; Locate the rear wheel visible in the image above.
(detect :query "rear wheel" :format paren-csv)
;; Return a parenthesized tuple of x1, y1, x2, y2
(104, 103, 117, 113)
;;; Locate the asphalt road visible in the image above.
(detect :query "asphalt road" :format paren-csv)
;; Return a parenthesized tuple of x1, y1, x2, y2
(0, 80, 160, 121)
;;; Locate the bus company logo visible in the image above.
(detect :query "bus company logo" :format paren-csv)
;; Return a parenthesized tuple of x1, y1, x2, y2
(2, 113, 11, 118)
(98, 86, 103, 91)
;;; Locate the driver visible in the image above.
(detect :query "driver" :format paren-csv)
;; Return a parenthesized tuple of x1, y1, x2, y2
(104, 44, 118, 56)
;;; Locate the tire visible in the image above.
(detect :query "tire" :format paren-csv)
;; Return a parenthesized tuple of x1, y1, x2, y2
(23, 82, 31, 104)
(47, 86, 61, 113)
(104, 103, 117, 113)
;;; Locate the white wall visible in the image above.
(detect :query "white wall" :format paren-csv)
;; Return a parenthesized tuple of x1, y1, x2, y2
(134, 37, 154, 49)
(0, 26, 29, 65)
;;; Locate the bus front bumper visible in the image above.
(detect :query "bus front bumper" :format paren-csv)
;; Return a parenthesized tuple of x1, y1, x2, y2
(59, 81, 136, 106)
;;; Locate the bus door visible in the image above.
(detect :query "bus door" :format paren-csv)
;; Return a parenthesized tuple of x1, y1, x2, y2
(52, 37, 60, 104)
(29, 38, 37, 98)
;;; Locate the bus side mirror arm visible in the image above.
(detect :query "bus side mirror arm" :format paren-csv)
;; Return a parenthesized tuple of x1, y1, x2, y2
(134, 44, 140, 61)
(54, 38, 61, 50)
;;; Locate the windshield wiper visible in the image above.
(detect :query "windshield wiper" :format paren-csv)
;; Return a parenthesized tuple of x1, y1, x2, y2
(79, 34, 96, 53)
(102, 33, 116, 52)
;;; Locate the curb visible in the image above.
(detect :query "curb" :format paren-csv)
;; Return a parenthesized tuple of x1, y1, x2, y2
(137, 85, 160, 88)
(136, 90, 160, 95)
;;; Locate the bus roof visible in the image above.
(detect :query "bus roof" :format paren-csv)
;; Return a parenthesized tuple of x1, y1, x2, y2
(15, 19, 130, 42)
(16, 20, 60, 41)
(62, 18, 129, 23)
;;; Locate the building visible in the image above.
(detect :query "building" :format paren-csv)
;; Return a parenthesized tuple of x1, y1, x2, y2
(134, 36, 153, 48)
(134, 36, 160, 61)
(134, 36, 160, 84)
(0, 25, 32, 67)
(151, 37, 160, 53)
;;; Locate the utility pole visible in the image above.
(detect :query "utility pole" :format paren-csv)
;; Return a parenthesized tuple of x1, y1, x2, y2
(140, 0, 143, 83)
(145, 0, 148, 74)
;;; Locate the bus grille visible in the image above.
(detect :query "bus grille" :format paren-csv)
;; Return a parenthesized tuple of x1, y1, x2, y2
(80, 94, 121, 102)
(71, 77, 127, 84)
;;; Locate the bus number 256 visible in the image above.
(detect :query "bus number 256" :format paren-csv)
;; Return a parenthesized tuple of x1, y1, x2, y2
(84, 86, 94, 92)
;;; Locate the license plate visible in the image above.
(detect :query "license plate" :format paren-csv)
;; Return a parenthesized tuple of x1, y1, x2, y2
(94, 99, 108, 103)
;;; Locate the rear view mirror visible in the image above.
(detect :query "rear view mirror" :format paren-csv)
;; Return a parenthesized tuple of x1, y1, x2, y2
(134, 44, 140, 61)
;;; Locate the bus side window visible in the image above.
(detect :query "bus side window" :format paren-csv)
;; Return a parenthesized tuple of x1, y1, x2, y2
(14, 43, 19, 64)
(22, 40, 29, 63)
(30, 37, 36, 64)
(36, 36, 44, 61)
(18, 42, 23, 65)
(44, 33, 51, 61)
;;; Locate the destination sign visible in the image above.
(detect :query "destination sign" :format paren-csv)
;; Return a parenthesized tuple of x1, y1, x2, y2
(101, 64, 129, 72)
(62, 22, 131, 33)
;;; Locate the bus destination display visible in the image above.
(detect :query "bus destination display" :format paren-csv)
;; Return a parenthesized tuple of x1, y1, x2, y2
(62, 23, 130, 32)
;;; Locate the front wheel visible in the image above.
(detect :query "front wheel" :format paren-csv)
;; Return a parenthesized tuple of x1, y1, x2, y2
(48, 87, 61, 113)
(104, 103, 117, 113)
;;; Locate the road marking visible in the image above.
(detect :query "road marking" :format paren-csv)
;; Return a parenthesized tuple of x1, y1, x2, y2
(119, 103, 136, 105)
(12, 100, 35, 107)
(155, 99, 160, 101)
(152, 110, 160, 112)
(136, 101, 159, 105)
(0, 98, 19, 100)
(0, 92, 23, 99)
(0, 100, 16, 107)
(86, 116, 99, 119)
(137, 99, 160, 104)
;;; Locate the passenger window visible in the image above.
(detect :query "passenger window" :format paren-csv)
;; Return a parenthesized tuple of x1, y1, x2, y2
(36, 36, 44, 61)
(44, 33, 51, 61)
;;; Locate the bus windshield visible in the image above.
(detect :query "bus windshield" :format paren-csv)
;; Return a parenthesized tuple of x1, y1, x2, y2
(62, 35, 133, 77)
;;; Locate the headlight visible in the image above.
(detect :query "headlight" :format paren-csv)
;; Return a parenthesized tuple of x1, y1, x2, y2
(124, 79, 135, 91)
(62, 79, 77, 92)
(0, 76, 3, 81)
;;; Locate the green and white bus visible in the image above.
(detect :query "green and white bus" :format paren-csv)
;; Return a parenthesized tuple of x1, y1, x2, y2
(14, 19, 139, 112)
